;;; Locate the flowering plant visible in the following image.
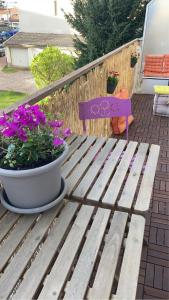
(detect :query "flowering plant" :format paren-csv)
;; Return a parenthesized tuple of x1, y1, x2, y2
(0, 104, 71, 170)
(107, 71, 119, 86)
(130, 52, 138, 67)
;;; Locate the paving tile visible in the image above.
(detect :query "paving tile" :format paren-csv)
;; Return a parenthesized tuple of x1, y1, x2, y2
(119, 94, 169, 299)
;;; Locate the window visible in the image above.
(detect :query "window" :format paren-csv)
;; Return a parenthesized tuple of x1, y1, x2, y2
(54, 0, 57, 16)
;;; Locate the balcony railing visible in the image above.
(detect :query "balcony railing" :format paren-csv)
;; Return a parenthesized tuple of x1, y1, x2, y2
(5, 38, 140, 137)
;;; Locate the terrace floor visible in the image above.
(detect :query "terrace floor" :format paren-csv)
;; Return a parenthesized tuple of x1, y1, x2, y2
(118, 94, 169, 299)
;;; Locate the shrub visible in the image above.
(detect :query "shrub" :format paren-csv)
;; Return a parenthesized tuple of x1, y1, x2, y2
(31, 47, 75, 88)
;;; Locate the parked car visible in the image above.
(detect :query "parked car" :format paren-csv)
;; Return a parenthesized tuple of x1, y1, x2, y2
(0, 44, 5, 57)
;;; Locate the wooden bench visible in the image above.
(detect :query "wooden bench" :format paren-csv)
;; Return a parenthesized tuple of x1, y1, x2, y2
(0, 202, 145, 300)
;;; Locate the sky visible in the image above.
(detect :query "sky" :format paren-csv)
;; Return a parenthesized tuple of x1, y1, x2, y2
(5, 0, 18, 8)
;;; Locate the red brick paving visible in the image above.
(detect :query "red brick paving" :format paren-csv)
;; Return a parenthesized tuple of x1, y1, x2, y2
(117, 94, 169, 300)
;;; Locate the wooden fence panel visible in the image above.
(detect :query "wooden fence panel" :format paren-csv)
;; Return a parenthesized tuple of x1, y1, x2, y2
(42, 40, 139, 137)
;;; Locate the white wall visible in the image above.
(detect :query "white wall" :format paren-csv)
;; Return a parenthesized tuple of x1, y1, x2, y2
(18, 0, 75, 34)
(142, 0, 169, 59)
(18, 0, 73, 18)
(5, 47, 12, 64)
(10, 48, 29, 67)
(6, 45, 76, 68)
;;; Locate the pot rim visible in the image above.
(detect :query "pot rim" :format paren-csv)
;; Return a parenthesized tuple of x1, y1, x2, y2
(0, 142, 68, 177)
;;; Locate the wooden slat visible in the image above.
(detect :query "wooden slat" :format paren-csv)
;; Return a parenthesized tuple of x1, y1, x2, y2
(62, 136, 96, 178)
(0, 212, 20, 242)
(114, 214, 145, 300)
(88, 211, 128, 300)
(62, 135, 87, 164)
(66, 134, 78, 145)
(118, 143, 149, 210)
(72, 138, 117, 200)
(0, 214, 37, 271)
(102, 141, 138, 207)
(64, 207, 111, 300)
(0, 204, 63, 299)
(12, 202, 79, 300)
(87, 140, 127, 202)
(0, 203, 6, 219)
(66, 137, 106, 196)
(38, 205, 94, 300)
(135, 144, 160, 213)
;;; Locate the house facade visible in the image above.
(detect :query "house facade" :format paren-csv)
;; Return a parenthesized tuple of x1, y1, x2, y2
(5, 0, 76, 68)
(19, 0, 74, 34)
(0, 7, 19, 26)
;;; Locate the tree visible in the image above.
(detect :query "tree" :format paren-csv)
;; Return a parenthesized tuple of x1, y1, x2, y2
(31, 47, 75, 89)
(65, 0, 150, 67)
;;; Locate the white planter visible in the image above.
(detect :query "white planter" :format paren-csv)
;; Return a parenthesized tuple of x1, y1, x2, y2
(0, 143, 68, 209)
(153, 94, 169, 117)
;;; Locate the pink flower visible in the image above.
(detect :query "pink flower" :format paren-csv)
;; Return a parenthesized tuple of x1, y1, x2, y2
(53, 137, 64, 147)
(63, 128, 71, 137)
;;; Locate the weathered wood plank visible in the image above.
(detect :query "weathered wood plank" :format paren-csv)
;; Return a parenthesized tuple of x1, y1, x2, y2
(0, 212, 20, 242)
(88, 211, 128, 300)
(0, 214, 37, 272)
(12, 202, 79, 300)
(102, 141, 138, 207)
(114, 214, 145, 300)
(87, 140, 127, 202)
(0, 203, 6, 219)
(72, 139, 117, 200)
(62, 136, 96, 178)
(66, 137, 106, 196)
(135, 144, 160, 213)
(64, 207, 111, 300)
(66, 134, 78, 145)
(118, 143, 149, 210)
(38, 205, 94, 300)
(62, 135, 87, 164)
(0, 204, 63, 299)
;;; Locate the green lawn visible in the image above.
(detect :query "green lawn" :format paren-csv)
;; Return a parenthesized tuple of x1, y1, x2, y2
(0, 90, 27, 110)
(2, 65, 18, 73)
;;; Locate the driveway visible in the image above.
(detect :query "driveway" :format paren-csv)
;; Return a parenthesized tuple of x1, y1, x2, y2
(0, 57, 37, 95)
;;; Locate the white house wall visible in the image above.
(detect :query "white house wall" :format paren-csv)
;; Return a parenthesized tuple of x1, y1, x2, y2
(5, 47, 12, 64)
(142, 0, 169, 59)
(18, 0, 75, 34)
(10, 48, 29, 68)
(6, 46, 76, 68)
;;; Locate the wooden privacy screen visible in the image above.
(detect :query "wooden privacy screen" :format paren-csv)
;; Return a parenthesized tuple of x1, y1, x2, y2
(41, 40, 139, 137)
(4, 39, 139, 137)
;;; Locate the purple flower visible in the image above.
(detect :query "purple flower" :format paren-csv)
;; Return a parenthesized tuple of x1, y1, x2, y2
(2, 127, 16, 138)
(53, 127, 59, 136)
(0, 114, 8, 126)
(53, 137, 64, 147)
(17, 128, 28, 142)
(48, 120, 63, 128)
(12, 104, 46, 130)
(63, 128, 71, 137)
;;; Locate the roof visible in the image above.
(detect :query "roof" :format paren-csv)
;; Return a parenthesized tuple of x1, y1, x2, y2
(0, 7, 19, 16)
(4, 32, 75, 48)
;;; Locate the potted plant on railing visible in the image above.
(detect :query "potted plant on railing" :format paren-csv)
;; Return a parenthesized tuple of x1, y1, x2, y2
(130, 53, 138, 68)
(107, 71, 119, 94)
(0, 104, 71, 213)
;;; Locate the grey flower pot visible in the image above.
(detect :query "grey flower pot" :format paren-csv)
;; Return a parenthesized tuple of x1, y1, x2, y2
(0, 143, 68, 209)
